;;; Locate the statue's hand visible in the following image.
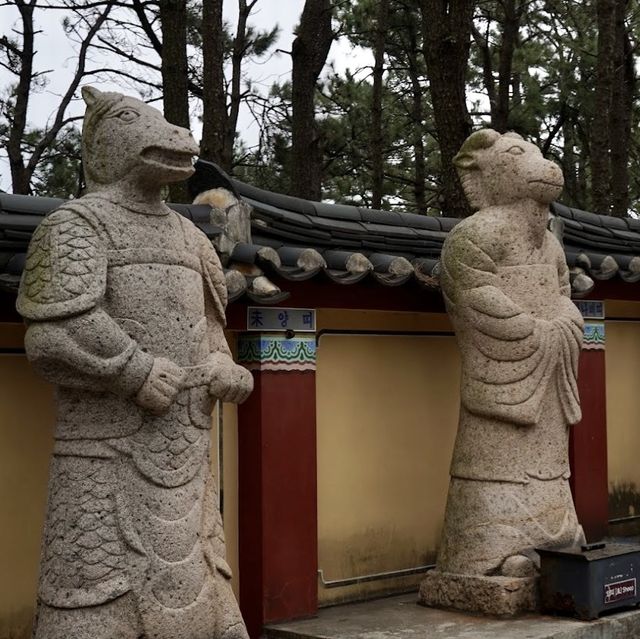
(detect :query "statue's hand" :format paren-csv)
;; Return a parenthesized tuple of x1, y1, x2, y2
(135, 357, 186, 414)
(208, 352, 254, 404)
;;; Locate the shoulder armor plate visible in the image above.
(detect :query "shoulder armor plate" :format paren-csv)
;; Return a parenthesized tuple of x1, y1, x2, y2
(17, 204, 107, 321)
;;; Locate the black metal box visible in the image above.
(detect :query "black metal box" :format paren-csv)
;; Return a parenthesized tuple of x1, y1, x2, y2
(538, 543, 640, 620)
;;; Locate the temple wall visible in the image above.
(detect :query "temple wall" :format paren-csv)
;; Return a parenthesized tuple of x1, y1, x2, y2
(5, 301, 636, 621)
(221, 334, 241, 597)
(604, 311, 640, 530)
(0, 354, 54, 639)
(314, 309, 460, 606)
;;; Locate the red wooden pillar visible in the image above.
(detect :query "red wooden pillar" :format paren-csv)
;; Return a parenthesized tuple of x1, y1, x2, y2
(236, 333, 318, 639)
(570, 322, 609, 541)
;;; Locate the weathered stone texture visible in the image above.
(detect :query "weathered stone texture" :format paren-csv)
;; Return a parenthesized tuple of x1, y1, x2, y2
(420, 129, 585, 614)
(17, 87, 253, 639)
(420, 570, 538, 617)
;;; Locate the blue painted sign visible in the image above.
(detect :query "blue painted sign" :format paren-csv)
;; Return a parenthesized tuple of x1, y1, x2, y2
(574, 300, 605, 320)
(246, 307, 316, 332)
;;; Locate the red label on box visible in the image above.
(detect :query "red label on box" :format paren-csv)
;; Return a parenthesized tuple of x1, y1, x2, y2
(604, 578, 636, 604)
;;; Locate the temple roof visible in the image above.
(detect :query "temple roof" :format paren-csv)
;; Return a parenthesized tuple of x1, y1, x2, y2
(1, 160, 639, 304)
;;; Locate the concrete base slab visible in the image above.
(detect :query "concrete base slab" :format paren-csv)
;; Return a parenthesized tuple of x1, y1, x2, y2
(419, 569, 538, 616)
(264, 592, 640, 639)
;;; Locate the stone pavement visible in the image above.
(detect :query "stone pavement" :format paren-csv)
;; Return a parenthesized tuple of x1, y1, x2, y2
(264, 593, 640, 639)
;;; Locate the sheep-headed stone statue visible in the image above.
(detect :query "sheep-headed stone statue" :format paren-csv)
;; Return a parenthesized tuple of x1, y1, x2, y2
(17, 87, 253, 639)
(420, 130, 585, 616)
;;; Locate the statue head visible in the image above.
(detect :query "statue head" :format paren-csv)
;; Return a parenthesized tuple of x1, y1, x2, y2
(453, 129, 563, 211)
(81, 86, 199, 191)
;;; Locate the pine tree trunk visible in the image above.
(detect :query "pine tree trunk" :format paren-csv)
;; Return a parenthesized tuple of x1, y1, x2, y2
(421, 0, 474, 218)
(7, 1, 35, 195)
(201, 0, 227, 167)
(512, 72, 521, 106)
(407, 28, 427, 214)
(224, 0, 254, 170)
(370, 0, 390, 209)
(159, 0, 190, 202)
(562, 118, 578, 205)
(493, 0, 520, 132)
(609, 0, 633, 217)
(590, 0, 616, 214)
(576, 124, 591, 210)
(472, 23, 496, 117)
(291, 0, 333, 200)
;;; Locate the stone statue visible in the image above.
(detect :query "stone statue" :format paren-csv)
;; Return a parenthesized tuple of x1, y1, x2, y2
(420, 130, 585, 615)
(17, 87, 253, 639)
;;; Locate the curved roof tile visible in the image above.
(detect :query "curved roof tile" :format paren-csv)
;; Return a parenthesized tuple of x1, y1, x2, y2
(1, 160, 639, 301)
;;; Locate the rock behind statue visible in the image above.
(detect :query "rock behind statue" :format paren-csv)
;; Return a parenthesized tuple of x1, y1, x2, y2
(420, 130, 585, 616)
(17, 87, 253, 639)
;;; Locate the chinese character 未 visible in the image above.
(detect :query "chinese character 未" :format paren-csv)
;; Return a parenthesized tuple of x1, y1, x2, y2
(249, 309, 264, 328)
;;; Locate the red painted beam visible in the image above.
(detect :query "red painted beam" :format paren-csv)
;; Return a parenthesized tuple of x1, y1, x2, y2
(570, 349, 609, 541)
(587, 279, 640, 302)
(227, 276, 446, 330)
(227, 276, 640, 329)
(238, 369, 318, 638)
(0, 291, 21, 323)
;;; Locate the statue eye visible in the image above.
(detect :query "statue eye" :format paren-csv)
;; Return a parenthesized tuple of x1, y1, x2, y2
(117, 109, 139, 123)
(507, 145, 525, 155)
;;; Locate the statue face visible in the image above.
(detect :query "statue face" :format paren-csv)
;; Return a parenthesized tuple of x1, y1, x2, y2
(457, 131, 564, 209)
(82, 87, 200, 189)
(485, 134, 564, 206)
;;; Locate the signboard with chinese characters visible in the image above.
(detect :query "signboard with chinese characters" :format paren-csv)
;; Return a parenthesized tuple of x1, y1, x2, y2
(246, 307, 316, 332)
(574, 300, 605, 320)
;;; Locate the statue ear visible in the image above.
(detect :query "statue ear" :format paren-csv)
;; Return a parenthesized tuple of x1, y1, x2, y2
(81, 86, 102, 107)
(454, 152, 478, 170)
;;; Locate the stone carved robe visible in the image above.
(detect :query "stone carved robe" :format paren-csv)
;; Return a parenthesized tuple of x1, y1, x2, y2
(436, 208, 585, 576)
(442, 214, 583, 483)
(18, 194, 245, 638)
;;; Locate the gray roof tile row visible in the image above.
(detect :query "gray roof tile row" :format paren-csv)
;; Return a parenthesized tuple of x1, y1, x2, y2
(1, 161, 639, 303)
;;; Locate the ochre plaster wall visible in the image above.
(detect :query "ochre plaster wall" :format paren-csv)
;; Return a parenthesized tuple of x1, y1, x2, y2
(0, 355, 54, 639)
(315, 328, 460, 605)
(605, 319, 640, 522)
(222, 401, 241, 597)
(221, 333, 241, 597)
(209, 400, 240, 598)
(316, 309, 452, 333)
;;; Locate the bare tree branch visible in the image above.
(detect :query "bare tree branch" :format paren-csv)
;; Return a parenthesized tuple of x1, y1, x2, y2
(26, 3, 112, 175)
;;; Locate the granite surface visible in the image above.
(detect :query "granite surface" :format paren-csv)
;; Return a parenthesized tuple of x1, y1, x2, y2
(17, 87, 252, 639)
(421, 130, 585, 615)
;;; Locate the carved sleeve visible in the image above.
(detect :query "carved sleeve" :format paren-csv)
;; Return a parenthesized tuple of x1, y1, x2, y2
(198, 232, 233, 358)
(440, 227, 539, 361)
(441, 225, 570, 426)
(18, 208, 153, 395)
(551, 232, 583, 424)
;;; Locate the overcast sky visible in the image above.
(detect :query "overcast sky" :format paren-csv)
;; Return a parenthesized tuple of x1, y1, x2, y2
(0, 1, 370, 191)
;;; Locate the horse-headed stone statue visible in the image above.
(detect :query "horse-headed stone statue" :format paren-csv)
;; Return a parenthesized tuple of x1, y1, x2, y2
(18, 87, 253, 639)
